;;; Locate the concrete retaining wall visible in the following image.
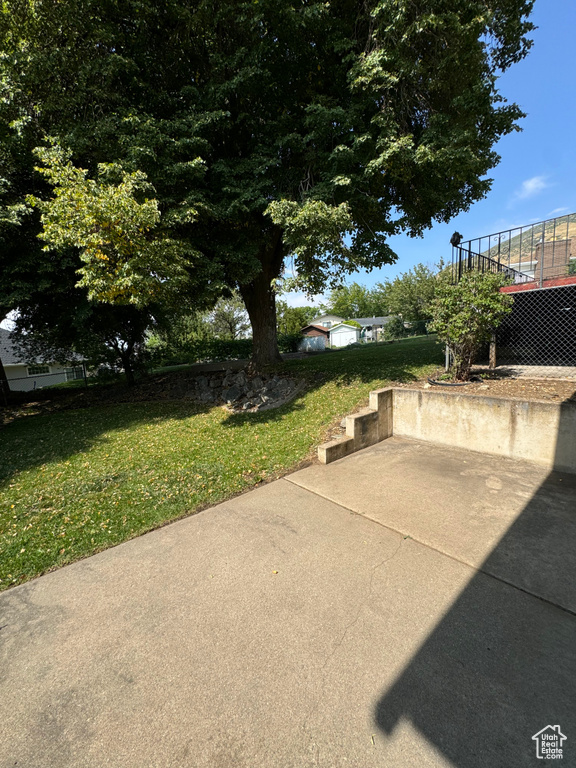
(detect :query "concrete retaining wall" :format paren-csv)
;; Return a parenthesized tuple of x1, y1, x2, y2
(318, 387, 576, 474)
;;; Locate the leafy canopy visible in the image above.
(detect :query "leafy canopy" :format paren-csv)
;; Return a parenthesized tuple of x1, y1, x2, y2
(0, 0, 534, 365)
(377, 264, 440, 332)
(29, 145, 194, 306)
(324, 282, 387, 320)
(276, 302, 318, 336)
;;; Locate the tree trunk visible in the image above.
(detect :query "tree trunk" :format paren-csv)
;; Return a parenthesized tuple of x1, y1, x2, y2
(240, 270, 282, 370)
(111, 339, 136, 387)
(0, 355, 10, 405)
(239, 228, 285, 370)
(0, 310, 12, 405)
(120, 350, 135, 386)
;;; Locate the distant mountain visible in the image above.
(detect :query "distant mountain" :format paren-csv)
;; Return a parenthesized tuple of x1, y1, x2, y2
(479, 212, 576, 269)
(480, 213, 576, 265)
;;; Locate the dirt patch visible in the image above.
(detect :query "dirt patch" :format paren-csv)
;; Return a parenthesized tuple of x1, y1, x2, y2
(398, 370, 576, 404)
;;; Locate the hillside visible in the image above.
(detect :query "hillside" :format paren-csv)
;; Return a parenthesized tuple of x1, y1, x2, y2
(476, 212, 576, 269)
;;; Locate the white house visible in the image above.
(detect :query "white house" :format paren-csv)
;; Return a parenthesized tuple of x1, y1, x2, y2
(0, 328, 84, 392)
(329, 322, 360, 348)
(310, 313, 345, 329)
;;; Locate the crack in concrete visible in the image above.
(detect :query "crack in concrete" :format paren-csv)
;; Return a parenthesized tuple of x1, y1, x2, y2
(284, 477, 576, 618)
(320, 537, 405, 671)
(300, 536, 405, 763)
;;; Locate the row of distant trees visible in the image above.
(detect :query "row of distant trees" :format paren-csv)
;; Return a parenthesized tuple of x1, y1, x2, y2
(2, 262, 441, 386)
(278, 263, 440, 337)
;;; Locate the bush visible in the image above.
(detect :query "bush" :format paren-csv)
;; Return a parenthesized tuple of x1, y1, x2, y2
(382, 316, 407, 340)
(428, 271, 513, 380)
(150, 332, 304, 367)
(277, 333, 303, 353)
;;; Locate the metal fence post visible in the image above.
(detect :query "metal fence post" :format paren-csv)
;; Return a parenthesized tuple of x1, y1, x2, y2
(489, 334, 496, 370)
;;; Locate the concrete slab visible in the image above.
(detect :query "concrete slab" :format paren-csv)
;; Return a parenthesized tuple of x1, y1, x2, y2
(289, 437, 576, 614)
(1, 452, 575, 767)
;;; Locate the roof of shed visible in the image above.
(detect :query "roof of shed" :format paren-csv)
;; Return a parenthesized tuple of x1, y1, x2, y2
(329, 323, 360, 331)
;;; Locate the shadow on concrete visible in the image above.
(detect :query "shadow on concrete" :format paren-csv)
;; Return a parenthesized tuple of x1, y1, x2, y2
(374, 400, 576, 767)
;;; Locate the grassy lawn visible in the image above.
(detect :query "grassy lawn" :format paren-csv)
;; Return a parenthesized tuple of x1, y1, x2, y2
(0, 336, 441, 590)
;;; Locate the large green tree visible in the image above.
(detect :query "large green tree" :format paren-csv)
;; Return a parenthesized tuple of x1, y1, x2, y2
(377, 264, 439, 333)
(209, 293, 251, 340)
(0, 0, 534, 367)
(325, 282, 387, 319)
(276, 301, 318, 335)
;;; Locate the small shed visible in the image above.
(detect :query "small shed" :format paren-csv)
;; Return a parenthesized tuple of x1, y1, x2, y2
(329, 323, 360, 348)
(301, 324, 330, 339)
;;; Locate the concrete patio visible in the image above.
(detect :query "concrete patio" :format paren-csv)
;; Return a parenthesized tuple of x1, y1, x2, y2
(1, 437, 574, 767)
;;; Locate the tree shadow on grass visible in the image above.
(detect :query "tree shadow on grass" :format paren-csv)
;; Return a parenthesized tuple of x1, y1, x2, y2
(0, 400, 211, 490)
(0, 338, 442, 485)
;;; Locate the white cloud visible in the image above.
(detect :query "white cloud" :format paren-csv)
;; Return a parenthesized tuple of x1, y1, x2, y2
(514, 175, 549, 201)
(549, 207, 570, 216)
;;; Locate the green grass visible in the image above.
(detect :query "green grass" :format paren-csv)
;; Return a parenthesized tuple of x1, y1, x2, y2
(0, 336, 441, 590)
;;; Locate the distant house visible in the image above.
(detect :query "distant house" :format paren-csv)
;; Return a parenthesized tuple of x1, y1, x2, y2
(310, 314, 345, 329)
(351, 316, 392, 341)
(300, 324, 330, 339)
(329, 322, 361, 348)
(0, 328, 84, 392)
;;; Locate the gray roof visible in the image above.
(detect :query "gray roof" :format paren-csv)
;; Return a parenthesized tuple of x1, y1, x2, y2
(0, 328, 84, 366)
(351, 316, 392, 327)
(0, 328, 22, 365)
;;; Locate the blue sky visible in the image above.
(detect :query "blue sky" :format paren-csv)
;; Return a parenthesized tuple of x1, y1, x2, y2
(287, 0, 576, 307)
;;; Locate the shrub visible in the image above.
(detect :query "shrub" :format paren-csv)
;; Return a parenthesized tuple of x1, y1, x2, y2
(382, 316, 407, 340)
(277, 333, 303, 353)
(150, 338, 253, 367)
(428, 271, 513, 380)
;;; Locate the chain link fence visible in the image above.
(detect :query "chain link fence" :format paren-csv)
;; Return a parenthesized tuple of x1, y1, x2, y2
(494, 284, 576, 378)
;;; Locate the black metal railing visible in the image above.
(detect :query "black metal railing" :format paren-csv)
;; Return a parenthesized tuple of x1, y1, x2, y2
(451, 211, 576, 286)
(452, 245, 533, 284)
